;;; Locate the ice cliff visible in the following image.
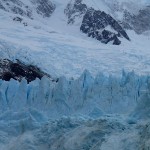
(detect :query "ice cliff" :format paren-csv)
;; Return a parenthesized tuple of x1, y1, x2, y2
(0, 70, 149, 118)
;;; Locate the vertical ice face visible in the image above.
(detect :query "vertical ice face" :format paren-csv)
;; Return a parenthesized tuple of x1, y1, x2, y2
(130, 77, 150, 120)
(0, 71, 149, 118)
(11, 78, 27, 110)
(0, 80, 9, 112)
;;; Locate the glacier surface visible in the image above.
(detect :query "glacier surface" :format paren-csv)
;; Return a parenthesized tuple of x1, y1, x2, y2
(0, 70, 150, 149)
(0, 71, 150, 149)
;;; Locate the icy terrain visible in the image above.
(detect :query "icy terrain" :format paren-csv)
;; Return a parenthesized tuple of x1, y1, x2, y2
(0, 0, 150, 149)
(0, 72, 150, 149)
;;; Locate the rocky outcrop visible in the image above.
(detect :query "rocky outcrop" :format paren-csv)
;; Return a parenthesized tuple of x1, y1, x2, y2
(65, 0, 130, 45)
(80, 8, 130, 45)
(32, 0, 55, 17)
(64, 0, 87, 24)
(0, 0, 55, 19)
(0, 0, 32, 18)
(0, 59, 55, 83)
(122, 6, 150, 34)
(13, 16, 28, 26)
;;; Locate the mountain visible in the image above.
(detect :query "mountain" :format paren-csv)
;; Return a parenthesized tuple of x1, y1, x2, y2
(0, 0, 149, 46)
(0, 0, 55, 18)
(65, 0, 131, 45)
(0, 0, 150, 150)
(0, 0, 150, 78)
(122, 6, 150, 34)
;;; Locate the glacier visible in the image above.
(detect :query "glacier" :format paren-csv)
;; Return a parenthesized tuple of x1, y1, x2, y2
(0, 71, 150, 149)
(0, 70, 149, 118)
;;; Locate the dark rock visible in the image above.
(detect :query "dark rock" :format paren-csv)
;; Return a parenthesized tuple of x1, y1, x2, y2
(34, 0, 55, 17)
(0, 2, 6, 10)
(65, 0, 87, 24)
(13, 16, 23, 22)
(0, 59, 56, 83)
(11, 6, 24, 15)
(2, 72, 15, 81)
(113, 36, 121, 45)
(80, 8, 130, 45)
(13, 17, 28, 26)
(0, 0, 32, 18)
(101, 30, 121, 45)
(65, 0, 130, 45)
(0, 0, 55, 19)
(23, 22, 28, 26)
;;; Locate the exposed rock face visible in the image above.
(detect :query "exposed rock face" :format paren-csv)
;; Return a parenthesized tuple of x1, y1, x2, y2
(32, 0, 55, 17)
(80, 8, 130, 45)
(122, 6, 150, 34)
(65, 0, 130, 45)
(0, 59, 53, 83)
(13, 16, 28, 26)
(13, 16, 22, 22)
(64, 0, 87, 24)
(0, 0, 32, 18)
(0, 0, 55, 19)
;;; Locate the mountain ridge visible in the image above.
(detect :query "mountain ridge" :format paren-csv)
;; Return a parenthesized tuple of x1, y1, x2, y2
(0, 0, 149, 45)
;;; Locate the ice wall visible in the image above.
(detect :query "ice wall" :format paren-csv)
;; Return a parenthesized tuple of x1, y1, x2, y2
(0, 70, 149, 118)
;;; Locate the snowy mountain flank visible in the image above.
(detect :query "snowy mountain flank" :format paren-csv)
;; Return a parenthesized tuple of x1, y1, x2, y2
(65, 0, 130, 45)
(0, 0, 55, 18)
(0, 0, 150, 150)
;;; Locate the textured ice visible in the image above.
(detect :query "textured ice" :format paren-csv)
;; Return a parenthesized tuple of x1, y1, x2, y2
(0, 114, 150, 150)
(0, 70, 149, 118)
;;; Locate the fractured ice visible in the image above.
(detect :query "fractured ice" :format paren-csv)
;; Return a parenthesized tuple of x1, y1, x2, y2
(0, 70, 149, 119)
(0, 70, 150, 149)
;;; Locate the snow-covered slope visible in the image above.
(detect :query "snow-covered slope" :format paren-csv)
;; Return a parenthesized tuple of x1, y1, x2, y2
(0, 0, 150, 78)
